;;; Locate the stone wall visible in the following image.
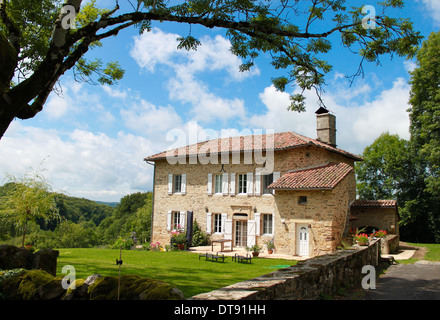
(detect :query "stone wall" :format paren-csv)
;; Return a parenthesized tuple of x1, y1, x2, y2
(349, 206, 399, 235)
(0, 245, 59, 276)
(191, 239, 381, 300)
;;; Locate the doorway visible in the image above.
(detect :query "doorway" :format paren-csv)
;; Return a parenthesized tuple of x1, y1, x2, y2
(297, 224, 310, 256)
(233, 213, 248, 247)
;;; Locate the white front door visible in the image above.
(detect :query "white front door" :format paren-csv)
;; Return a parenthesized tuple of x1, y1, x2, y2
(297, 224, 310, 256)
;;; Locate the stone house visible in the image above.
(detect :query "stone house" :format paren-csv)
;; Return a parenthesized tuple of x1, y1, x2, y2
(144, 109, 398, 257)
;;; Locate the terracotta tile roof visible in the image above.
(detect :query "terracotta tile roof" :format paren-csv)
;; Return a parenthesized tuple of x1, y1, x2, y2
(351, 199, 397, 208)
(144, 131, 362, 161)
(268, 162, 353, 190)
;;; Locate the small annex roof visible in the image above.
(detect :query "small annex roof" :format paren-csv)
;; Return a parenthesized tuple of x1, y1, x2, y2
(351, 199, 397, 208)
(268, 162, 353, 190)
(144, 131, 363, 162)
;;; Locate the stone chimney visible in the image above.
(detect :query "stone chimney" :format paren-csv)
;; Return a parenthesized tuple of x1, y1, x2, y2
(315, 107, 336, 148)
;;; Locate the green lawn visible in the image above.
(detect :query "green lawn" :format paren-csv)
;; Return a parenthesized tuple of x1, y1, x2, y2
(56, 248, 296, 298)
(409, 243, 440, 261)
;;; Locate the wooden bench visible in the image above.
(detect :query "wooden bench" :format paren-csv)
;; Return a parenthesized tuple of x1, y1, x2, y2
(232, 253, 252, 264)
(198, 252, 226, 263)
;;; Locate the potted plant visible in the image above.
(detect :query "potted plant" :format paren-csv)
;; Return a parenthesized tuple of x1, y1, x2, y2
(264, 239, 275, 254)
(374, 230, 387, 238)
(173, 233, 187, 250)
(247, 244, 261, 257)
(354, 233, 369, 246)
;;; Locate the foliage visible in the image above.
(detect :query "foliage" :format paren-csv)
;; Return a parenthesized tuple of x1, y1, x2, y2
(373, 230, 387, 238)
(354, 233, 369, 243)
(112, 236, 135, 250)
(0, 171, 60, 247)
(264, 239, 275, 250)
(191, 220, 210, 247)
(246, 244, 261, 253)
(0, 0, 423, 138)
(355, 130, 440, 243)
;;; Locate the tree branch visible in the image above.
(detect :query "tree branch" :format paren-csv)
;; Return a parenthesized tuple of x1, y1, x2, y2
(0, 0, 21, 52)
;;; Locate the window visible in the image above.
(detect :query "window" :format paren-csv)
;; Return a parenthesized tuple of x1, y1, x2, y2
(174, 174, 182, 193)
(168, 174, 186, 194)
(237, 174, 247, 194)
(263, 214, 273, 234)
(172, 211, 180, 230)
(214, 174, 222, 194)
(213, 213, 222, 233)
(262, 173, 273, 194)
(298, 196, 308, 205)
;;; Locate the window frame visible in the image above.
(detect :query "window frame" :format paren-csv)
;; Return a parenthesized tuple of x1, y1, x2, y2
(262, 173, 274, 194)
(213, 213, 222, 233)
(173, 174, 182, 193)
(172, 211, 181, 230)
(214, 174, 223, 194)
(237, 173, 247, 194)
(262, 213, 273, 235)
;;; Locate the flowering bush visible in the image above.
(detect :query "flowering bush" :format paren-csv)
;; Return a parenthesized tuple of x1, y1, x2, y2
(373, 230, 387, 238)
(354, 233, 369, 243)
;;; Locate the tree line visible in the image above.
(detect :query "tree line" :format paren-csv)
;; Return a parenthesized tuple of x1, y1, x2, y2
(356, 31, 440, 244)
(0, 181, 153, 249)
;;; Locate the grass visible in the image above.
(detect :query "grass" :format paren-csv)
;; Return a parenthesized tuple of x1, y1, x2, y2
(56, 248, 296, 298)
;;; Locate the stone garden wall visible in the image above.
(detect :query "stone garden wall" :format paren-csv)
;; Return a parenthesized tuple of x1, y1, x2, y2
(191, 239, 381, 300)
(0, 245, 59, 276)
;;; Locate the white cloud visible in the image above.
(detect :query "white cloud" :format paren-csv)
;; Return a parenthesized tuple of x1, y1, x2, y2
(247, 71, 411, 155)
(130, 28, 259, 124)
(420, 0, 440, 24)
(0, 122, 154, 202)
(121, 99, 183, 136)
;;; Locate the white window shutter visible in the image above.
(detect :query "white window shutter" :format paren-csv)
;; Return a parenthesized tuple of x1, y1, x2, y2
(224, 219, 233, 240)
(272, 172, 280, 195)
(206, 212, 212, 234)
(180, 211, 186, 229)
(271, 213, 275, 235)
(255, 171, 261, 196)
(221, 213, 228, 234)
(181, 174, 186, 194)
(255, 212, 261, 236)
(247, 220, 256, 247)
(207, 173, 212, 195)
(222, 173, 229, 195)
(246, 172, 254, 195)
(229, 173, 236, 196)
(167, 174, 173, 195)
(166, 211, 172, 231)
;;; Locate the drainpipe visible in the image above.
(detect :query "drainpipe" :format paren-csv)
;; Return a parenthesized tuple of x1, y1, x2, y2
(144, 160, 156, 243)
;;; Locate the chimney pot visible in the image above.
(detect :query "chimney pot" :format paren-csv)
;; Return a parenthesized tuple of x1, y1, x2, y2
(316, 108, 336, 147)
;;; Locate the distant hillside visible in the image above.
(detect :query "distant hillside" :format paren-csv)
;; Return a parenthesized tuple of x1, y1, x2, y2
(55, 194, 116, 227)
(0, 182, 115, 228)
(95, 201, 119, 208)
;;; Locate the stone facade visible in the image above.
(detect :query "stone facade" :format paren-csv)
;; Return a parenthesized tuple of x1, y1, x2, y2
(149, 144, 357, 257)
(349, 200, 399, 236)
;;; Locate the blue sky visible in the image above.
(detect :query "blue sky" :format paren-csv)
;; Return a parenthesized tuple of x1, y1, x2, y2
(0, 0, 439, 202)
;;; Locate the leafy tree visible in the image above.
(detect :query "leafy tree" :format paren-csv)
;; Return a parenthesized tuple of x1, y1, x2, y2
(356, 132, 409, 200)
(0, 171, 60, 247)
(355, 132, 440, 242)
(408, 31, 440, 198)
(0, 0, 422, 139)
